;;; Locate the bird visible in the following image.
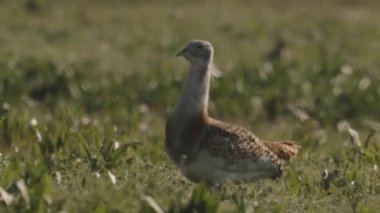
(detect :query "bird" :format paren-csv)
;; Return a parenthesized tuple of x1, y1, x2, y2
(264, 35, 288, 62)
(165, 40, 300, 184)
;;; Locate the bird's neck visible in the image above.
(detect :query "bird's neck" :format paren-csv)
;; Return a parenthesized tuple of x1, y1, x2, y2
(165, 62, 211, 163)
(175, 62, 211, 119)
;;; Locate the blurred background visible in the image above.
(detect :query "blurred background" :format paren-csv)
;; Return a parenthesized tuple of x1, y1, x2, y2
(0, 0, 379, 212)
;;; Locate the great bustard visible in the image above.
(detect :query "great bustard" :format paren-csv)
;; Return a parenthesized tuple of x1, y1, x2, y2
(165, 40, 300, 184)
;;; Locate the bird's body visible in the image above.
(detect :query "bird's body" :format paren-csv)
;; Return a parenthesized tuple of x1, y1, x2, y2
(165, 40, 300, 184)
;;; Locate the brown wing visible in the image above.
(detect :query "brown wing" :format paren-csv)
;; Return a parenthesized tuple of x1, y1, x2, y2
(199, 119, 282, 169)
(262, 140, 300, 161)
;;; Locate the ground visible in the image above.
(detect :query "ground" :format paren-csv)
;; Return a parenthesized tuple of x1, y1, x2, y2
(0, 0, 379, 212)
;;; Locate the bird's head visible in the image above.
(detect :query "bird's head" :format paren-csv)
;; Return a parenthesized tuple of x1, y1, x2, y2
(177, 40, 214, 65)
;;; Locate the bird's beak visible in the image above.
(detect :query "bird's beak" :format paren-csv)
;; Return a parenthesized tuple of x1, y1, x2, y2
(176, 48, 186, 57)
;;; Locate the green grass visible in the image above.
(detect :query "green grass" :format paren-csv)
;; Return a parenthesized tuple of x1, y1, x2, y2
(0, 0, 380, 212)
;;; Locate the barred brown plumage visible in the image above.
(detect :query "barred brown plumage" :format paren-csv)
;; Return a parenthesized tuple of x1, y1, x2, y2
(165, 40, 300, 184)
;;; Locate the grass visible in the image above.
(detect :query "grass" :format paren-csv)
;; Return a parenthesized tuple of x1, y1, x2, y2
(0, 0, 380, 212)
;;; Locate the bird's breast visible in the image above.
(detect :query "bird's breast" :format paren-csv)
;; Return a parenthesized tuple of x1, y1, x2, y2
(165, 113, 208, 163)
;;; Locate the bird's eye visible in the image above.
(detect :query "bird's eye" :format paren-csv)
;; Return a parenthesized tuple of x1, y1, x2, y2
(197, 45, 203, 49)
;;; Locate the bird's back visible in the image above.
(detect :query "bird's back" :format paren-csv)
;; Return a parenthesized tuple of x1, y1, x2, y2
(181, 119, 287, 183)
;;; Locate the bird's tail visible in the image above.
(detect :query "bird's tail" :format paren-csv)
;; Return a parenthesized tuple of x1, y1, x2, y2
(263, 140, 300, 161)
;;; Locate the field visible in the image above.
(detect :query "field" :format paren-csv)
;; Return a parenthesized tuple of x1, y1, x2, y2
(0, 0, 380, 212)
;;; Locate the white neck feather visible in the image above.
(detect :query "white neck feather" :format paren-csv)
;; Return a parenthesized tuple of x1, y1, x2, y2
(174, 62, 211, 116)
